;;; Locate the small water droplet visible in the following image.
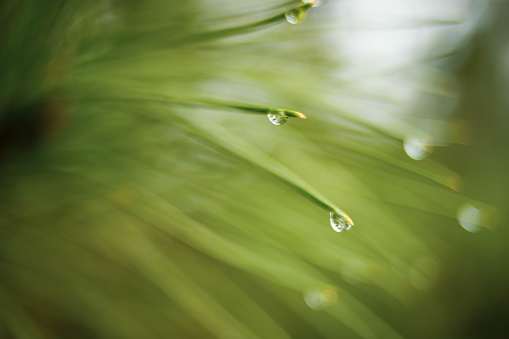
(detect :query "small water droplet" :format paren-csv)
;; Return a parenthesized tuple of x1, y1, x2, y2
(302, 0, 323, 7)
(330, 211, 353, 232)
(404, 137, 431, 160)
(457, 203, 483, 233)
(267, 109, 289, 125)
(304, 287, 338, 310)
(286, 8, 307, 24)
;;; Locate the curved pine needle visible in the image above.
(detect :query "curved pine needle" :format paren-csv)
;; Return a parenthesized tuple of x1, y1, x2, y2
(177, 116, 354, 225)
(196, 2, 315, 41)
(187, 99, 307, 119)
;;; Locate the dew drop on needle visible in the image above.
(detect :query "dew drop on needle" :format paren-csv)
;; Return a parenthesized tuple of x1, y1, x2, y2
(330, 211, 353, 232)
(457, 203, 483, 233)
(286, 8, 307, 24)
(302, 0, 323, 7)
(267, 109, 289, 125)
(404, 137, 431, 160)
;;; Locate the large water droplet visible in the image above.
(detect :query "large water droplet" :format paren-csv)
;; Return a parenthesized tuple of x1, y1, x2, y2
(304, 287, 338, 310)
(404, 137, 431, 160)
(286, 8, 307, 24)
(330, 211, 353, 232)
(267, 109, 289, 125)
(457, 203, 483, 233)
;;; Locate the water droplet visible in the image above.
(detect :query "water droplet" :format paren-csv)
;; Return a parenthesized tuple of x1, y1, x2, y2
(457, 203, 483, 233)
(302, 0, 323, 7)
(304, 287, 338, 310)
(404, 137, 431, 160)
(330, 211, 353, 232)
(267, 109, 289, 125)
(286, 8, 308, 24)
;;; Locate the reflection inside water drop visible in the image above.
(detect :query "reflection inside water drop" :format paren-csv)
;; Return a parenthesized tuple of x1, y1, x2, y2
(267, 109, 289, 125)
(285, 8, 307, 24)
(330, 212, 353, 232)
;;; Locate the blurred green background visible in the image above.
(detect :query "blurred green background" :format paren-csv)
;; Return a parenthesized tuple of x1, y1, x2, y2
(0, 0, 508, 338)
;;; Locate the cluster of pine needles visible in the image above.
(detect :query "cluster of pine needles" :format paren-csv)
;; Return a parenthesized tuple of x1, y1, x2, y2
(0, 0, 500, 338)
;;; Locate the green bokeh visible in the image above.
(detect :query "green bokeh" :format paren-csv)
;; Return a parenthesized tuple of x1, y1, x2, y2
(0, 1, 507, 338)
